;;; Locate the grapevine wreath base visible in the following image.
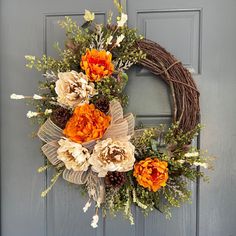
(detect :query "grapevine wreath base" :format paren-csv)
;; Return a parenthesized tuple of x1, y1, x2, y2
(11, 2, 211, 228)
(137, 39, 200, 133)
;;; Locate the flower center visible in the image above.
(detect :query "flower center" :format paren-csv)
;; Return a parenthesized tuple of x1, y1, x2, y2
(100, 146, 126, 164)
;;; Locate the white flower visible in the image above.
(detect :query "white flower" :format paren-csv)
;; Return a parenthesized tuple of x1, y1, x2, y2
(84, 9, 95, 22)
(44, 109, 52, 115)
(55, 71, 96, 108)
(89, 138, 135, 177)
(184, 151, 199, 158)
(177, 160, 185, 164)
(25, 55, 35, 60)
(91, 214, 99, 228)
(106, 35, 113, 45)
(83, 200, 92, 213)
(26, 111, 39, 118)
(10, 94, 25, 99)
(193, 162, 208, 169)
(115, 34, 125, 47)
(57, 138, 90, 172)
(117, 13, 128, 27)
(33, 94, 43, 100)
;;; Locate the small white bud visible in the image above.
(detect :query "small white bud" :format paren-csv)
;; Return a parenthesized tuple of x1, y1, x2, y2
(10, 94, 25, 99)
(117, 13, 128, 27)
(91, 214, 99, 228)
(106, 36, 113, 45)
(26, 111, 39, 118)
(177, 160, 185, 164)
(193, 162, 208, 169)
(33, 94, 43, 100)
(44, 109, 52, 115)
(84, 9, 95, 22)
(115, 34, 125, 47)
(83, 200, 91, 213)
(184, 151, 199, 157)
(25, 55, 35, 60)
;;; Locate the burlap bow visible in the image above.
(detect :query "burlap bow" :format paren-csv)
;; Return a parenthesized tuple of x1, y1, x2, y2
(37, 100, 134, 203)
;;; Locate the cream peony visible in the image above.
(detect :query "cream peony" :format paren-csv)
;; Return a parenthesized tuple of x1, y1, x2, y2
(89, 138, 135, 177)
(57, 138, 90, 172)
(55, 71, 96, 108)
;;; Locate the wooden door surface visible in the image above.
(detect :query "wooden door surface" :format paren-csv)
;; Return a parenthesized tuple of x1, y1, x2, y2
(1, 0, 236, 236)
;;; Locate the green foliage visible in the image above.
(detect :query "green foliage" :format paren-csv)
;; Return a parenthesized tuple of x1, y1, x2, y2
(93, 72, 129, 106)
(165, 122, 201, 148)
(103, 173, 192, 219)
(131, 126, 166, 160)
(104, 185, 134, 224)
(112, 26, 146, 68)
(40, 165, 65, 197)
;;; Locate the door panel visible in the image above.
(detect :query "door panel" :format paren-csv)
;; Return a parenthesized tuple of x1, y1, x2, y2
(1, 0, 236, 236)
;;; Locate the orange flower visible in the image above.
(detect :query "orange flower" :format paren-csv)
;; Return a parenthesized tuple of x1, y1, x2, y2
(80, 49, 114, 82)
(63, 104, 111, 143)
(133, 157, 168, 192)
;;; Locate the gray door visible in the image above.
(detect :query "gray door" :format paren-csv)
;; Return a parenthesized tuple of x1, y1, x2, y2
(1, 0, 236, 236)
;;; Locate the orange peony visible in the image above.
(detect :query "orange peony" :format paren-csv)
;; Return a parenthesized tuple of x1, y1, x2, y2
(63, 104, 111, 143)
(133, 157, 168, 192)
(80, 49, 114, 82)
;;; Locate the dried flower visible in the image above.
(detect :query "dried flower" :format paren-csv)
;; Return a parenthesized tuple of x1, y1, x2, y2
(91, 214, 99, 228)
(10, 94, 25, 99)
(80, 49, 114, 82)
(83, 200, 92, 212)
(25, 55, 35, 61)
(44, 109, 52, 115)
(185, 151, 199, 157)
(33, 94, 43, 100)
(26, 111, 39, 118)
(84, 9, 95, 22)
(193, 161, 208, 169)
(63, 104, 111, 143)
(89, 138, 135, 177)
(57, 138, 90, 171)
(177, 160, 185, 164)
(133, 157, 168, 192)
(115, 34, 125, 47)
(106, 35, 113, 45)
(117, 13, 128, 27)
(50, 107, 72, 129)
(55, 71, 96, 108)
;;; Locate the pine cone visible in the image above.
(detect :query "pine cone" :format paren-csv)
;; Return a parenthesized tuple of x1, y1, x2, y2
(65, 39, 80, 54)
(93, 96, 110, 114)
(106, 24, 118, 31)
(105, 171, 126, 188)
(50, 107, 72, 129)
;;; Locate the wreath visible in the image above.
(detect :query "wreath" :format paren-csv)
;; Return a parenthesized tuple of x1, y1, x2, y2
(11, 2, 211, 228)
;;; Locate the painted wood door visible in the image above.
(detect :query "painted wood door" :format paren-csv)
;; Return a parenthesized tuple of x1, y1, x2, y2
(1, 0, 236, 236)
